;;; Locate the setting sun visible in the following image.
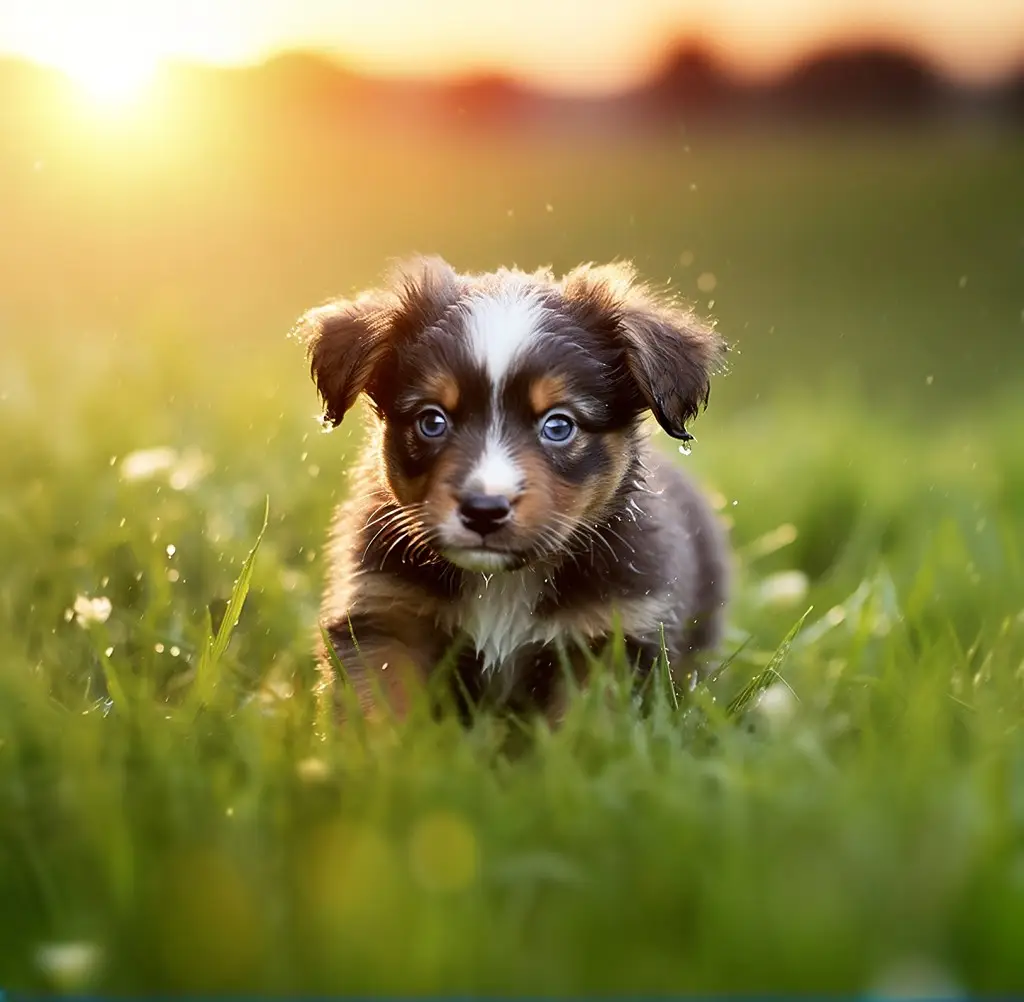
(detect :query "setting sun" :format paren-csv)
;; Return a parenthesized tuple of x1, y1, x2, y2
(61, 50, 159, 108)
(35, 30, 162, 111)
(2, 6, 170, 113)
(57, 51, 159, 111)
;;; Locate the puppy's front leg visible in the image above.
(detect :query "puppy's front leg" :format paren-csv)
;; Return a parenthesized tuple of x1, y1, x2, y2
(538, 634, 664, 728)
(318, 614, 434, 724)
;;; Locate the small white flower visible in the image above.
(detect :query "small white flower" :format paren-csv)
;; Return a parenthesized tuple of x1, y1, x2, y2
(755, 570, 809, 608)
(756, 682, 797, 726)
(120, 446, 177, 482)
(72, 595, 112, 628)
(169, 447, 212, 491)
(120, 446, 211, 490)
(35, 941, 103, 990)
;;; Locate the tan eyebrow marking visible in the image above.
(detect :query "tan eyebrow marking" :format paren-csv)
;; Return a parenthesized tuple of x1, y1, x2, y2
(400, 372, 460, 413)
(528, 375, 569, 416)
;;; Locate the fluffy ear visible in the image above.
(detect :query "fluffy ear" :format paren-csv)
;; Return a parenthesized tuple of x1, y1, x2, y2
(561, 262, 728, 440)
(291, 256, 461, 426)
(290, 292, 393, 427)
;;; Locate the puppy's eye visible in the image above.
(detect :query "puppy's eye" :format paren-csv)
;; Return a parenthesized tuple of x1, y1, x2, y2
(539, 411, 576, 445)
(415, 407, 449, 440)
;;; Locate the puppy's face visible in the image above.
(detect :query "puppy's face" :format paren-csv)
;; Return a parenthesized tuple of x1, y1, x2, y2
(295, 258, 726, 573)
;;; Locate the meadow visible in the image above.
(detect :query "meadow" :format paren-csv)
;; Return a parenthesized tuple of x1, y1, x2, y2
(1, 107, 1023, 992)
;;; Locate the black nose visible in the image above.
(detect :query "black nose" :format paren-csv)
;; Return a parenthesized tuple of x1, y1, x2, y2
(458, 493, 512, 536)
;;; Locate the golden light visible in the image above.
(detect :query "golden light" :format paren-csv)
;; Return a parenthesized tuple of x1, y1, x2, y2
(62, 50, 159, 109)
(27, 24, 165, 114)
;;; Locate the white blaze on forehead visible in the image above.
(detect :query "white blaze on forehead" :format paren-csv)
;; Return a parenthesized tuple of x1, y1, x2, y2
(461, 282, 545, 499)
(464, 284, 548, 387)
(467, 433, 521, 497)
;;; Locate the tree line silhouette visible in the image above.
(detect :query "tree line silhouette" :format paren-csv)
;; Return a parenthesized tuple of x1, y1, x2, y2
(2, 40, 1022, 139)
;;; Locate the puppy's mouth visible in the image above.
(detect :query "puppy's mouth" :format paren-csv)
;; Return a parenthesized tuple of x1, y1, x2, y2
(441, 545, 527, 573)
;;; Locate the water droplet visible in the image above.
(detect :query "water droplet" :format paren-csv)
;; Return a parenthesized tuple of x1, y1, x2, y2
(154, 643, 165, 654)
(104, 646, 114, 657)
(678, 443, 691, 456)
(165, 544, 176, 557)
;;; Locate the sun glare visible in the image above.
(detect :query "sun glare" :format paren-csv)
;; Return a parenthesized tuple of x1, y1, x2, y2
(65, 54, 158, 108)
(27, 24, 164, 113)
(58, 49, 160, 111)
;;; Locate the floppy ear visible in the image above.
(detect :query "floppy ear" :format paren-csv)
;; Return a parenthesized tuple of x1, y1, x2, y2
(290, 292, 393, 427)
(561, 262, 728, 440)
(291, 256, 462, 427)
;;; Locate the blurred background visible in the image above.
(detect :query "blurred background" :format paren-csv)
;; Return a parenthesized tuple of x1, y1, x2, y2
(1, 7, 1023, 993)
(1, 0, 1021, 423)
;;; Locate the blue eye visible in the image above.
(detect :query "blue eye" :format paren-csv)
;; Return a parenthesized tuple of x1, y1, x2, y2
(416, 408, 449, 440)
(539, 411, 576, 444)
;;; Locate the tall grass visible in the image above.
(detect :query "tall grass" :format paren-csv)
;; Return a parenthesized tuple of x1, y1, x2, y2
(1, 128, 1022, 992)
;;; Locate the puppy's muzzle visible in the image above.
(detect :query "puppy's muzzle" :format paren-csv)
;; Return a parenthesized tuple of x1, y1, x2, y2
(458, 492, 512, 537)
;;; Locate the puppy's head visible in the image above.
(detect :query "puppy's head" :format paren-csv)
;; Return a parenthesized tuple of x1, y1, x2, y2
(293, 256, 726, 573)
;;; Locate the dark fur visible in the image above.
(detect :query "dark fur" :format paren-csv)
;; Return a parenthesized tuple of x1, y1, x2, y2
(291, 256, 731, 726)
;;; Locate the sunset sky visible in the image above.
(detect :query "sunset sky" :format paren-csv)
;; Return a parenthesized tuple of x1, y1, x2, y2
(2, 0, 1023, 97)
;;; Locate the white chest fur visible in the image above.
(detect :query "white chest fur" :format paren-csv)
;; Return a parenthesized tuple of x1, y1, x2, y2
(448, 569, 555, 674)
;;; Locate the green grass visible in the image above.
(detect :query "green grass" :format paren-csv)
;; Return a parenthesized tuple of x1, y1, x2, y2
(1, 125, 1023, 993)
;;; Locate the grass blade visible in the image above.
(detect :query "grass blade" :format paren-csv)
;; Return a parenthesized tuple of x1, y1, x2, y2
(726, 605, 813, 718)
(192, 496, 270, 708)
(209, 496, 270, 667)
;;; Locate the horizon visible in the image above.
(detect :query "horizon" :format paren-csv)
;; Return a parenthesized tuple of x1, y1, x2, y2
(2, 0, 1024, 105)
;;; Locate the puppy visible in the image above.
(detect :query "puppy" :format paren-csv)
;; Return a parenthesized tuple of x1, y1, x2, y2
(292, 256, 730, 725)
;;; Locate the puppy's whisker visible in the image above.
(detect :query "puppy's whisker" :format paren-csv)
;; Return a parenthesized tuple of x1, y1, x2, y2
(361, 504, 409, 532)
(377, 514, 434, 569)
(590, 520, 637, 556)
(360, 510, 414, 562)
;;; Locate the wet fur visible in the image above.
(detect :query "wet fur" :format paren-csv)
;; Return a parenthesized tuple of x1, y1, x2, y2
(292, 257, 731, 726)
